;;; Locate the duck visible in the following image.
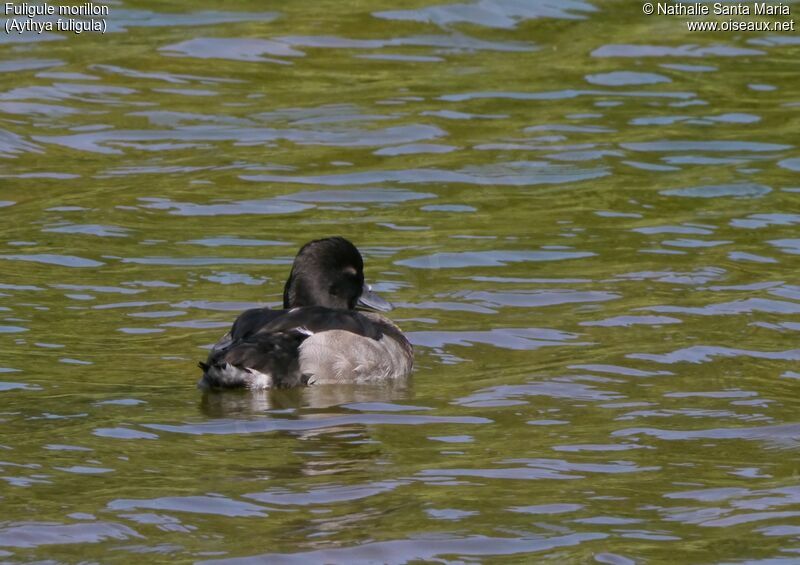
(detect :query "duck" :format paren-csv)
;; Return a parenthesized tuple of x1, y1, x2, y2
(198, 237, 413, 390)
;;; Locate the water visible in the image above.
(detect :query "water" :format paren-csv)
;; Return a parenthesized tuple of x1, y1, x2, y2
(1, 1, 798, 562)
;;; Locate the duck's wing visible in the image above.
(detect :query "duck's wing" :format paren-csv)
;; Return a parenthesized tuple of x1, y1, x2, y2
(200, 308, 306, 390)
(231, 307, 289, 340)
(206, 307, 286, 353)
(254, 306, 383, 340)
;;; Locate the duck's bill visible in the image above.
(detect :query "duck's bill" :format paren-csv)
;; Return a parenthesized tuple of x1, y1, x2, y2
(357, 283, 393, 312)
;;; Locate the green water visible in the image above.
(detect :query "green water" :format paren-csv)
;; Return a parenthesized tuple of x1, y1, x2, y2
(1, 0, 799, 562)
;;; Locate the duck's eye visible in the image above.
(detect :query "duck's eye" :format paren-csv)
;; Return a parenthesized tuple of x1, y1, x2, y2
(342, 266, 357, 277)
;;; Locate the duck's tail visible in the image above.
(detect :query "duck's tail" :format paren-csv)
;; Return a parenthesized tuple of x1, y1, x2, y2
(198, 361, 275, 390)
(198, 331, 308, 390)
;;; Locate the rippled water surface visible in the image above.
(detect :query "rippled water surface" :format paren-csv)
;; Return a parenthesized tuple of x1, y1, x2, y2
(2, 1, 799, 562)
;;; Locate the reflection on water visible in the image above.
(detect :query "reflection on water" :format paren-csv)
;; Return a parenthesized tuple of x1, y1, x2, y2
(1, 0, 799, 562)
(199, 382, 413, 416)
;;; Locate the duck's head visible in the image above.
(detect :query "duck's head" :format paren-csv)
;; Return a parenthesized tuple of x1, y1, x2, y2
(282, 237, 392, 312)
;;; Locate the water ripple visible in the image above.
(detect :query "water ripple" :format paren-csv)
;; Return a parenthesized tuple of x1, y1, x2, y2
(0, 254, 103, 268)
(139, 197, 312, 217)
(396, 250, 594, 268)
(0, 521, 141, 548)
(614, 424, 800, 447)
(35, 124, 446, 154)
(455, 381, 623, 406)
(592, 44, 764, 58)
(441, 89, 695, 102)
(199, 533, 606, 564)
(243, 161, 608, 187)
(374, 0, 598, 28)
(109, 495, 268, 517)
(245, 480, 405, 506)
(109, 9, 279, 32)
(419, 457, 658, 481)
(628, 346, 800, 364)
(0, 128, 43, 157)
(586, 71, 670, 86)
(462, 289, 619, 308)
(281, 33, 534, 52)
(161, 38, 305, 63)
(146, 413, 492, 436)
(661, 183, 772, 199)
(410, 328, 582, 352)
(647, 298, 800, 316)
(623, 142, 790, 153)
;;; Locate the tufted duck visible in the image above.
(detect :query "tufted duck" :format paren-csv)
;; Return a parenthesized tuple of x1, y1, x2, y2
(198, 237, 413, 389)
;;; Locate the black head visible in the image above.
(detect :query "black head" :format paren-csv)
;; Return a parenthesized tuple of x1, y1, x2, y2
(283, 237, 366, 310)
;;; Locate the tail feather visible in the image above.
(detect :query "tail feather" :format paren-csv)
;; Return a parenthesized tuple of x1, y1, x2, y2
(198, 330, 307, 390)
(199, 362, 272, 390)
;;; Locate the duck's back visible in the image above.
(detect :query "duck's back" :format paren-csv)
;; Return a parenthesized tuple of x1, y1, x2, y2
(198, 307, 412, 390)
